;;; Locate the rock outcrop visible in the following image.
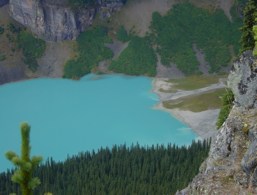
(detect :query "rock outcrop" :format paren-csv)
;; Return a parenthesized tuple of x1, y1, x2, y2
(9, 0, 124, 41)
(177, 51, 257, 194)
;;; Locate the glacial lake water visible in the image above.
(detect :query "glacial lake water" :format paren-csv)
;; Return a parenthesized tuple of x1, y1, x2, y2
(0, 74, 197, 172)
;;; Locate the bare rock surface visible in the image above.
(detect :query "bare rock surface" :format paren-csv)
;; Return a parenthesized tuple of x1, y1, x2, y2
(177, 51, 257, 194)
(228, 51, 257, 109)
(37, 41, 74, 77)
(9, 0, 124, 41)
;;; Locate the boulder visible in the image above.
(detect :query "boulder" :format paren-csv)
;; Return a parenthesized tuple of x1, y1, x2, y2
(228, 51, 257, 109)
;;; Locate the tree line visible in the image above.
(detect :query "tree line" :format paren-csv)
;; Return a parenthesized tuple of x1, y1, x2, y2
(0, 140, 210, 195)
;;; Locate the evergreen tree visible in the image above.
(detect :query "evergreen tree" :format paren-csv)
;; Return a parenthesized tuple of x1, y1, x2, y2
(240, 0, 257, 52)
(253, 19, 257, 56)
(1, 140, 210, 195)
(5, 123, 42, 195)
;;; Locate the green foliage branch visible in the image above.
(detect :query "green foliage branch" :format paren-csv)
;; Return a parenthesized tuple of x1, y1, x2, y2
(5, 123, 42, 195)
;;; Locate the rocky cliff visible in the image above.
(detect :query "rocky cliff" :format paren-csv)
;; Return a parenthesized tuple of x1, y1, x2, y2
(9, 0, 124, 41)
(177, 51, 257, 194)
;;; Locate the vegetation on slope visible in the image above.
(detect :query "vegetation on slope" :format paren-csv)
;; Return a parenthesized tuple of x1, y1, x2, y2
(216, 89, 234, 128)
(109, 36, 157, 76)
(0, 22, 45, 72)
(116, 25, 130, 42)
(150, 3, 242, 74)
(0, 140, 210, 195)
(253, 21, 257, 56)
(62, 2, 243, 78)
(17, 30, 46, 72)
(240, 0, 257, 52)
(63, 26, 113, 79)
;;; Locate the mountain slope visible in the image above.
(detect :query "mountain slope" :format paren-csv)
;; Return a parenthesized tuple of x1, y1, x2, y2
(177, 51, 257, 194)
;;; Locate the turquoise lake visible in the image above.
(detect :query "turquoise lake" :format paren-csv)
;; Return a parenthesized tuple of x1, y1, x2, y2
(0, 74, 197, 172)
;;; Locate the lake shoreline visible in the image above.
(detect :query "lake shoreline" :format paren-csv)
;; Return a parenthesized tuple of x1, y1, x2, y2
(0, 74, 198, 172)
(152, 78, 218, 139)
(0, 74, 218, 140)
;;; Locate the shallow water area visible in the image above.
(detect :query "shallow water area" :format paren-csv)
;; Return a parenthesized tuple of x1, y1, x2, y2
(0, 74, 197, 172)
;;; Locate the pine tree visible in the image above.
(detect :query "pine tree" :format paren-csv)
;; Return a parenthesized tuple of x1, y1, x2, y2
(253, 19, 257, 56)
(240, 0, 257, 52)
(5, 123, 42, 195)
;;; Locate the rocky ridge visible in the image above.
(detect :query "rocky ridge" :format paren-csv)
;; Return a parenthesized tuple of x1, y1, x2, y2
(9, 0, 124, 41)
(177, 51, 257, 194)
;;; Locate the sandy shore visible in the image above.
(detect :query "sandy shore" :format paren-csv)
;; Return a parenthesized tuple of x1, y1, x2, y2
(152, 78, 219, 139)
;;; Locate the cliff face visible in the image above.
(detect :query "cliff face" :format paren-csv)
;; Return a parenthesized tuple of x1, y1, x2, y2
(177, 51, 257, 194)
(9, 0, 123, 41)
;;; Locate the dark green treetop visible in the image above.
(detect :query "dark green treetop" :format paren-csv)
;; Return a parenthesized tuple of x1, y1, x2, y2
(240, 0, 257, 52)
(253, 19, 257, 56)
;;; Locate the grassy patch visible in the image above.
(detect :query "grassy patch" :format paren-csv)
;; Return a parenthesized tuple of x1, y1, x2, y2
(158, 75, 226, 93)
(163, 88, 226, 112)
(64, 26, 113, 79)
(17, 30, 46, 72)
(168, 75, 226, 91)
(159, 87, 177, 93)
(109, 36, 157, 76)
(150, 3, 242, 74)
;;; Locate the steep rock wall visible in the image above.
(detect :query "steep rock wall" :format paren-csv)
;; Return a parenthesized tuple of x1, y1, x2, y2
(9, 0, 123, 41)
(177, 51, 257, 194)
